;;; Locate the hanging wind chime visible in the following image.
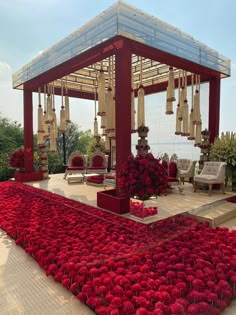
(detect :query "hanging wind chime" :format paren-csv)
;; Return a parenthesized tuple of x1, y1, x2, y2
(137, 56, 145, 128)
(105, 56, 115, 139)
(93, 85, 99, 137)
(98, 66, 106, 134)
(193, 74, 202, 146)
(182, 71, 189, 137)
(64, 76, 71, 124)
(45, 84, 53, 124)
(49, 82, 57, 153)
(131, 65, 136, 133)
(175, 70, 182, 135)
(43, 85, 49, 139)
(51, 83, 57, 141)
(166, 66, 175, 114)
(188, 73, 195, 140)
(37, 87, 45, 146)
(60, 79, 66, 133)
(97, 61, 106, 117)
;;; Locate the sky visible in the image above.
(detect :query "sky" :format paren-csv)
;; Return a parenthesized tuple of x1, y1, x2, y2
(0, 0, 235, 158)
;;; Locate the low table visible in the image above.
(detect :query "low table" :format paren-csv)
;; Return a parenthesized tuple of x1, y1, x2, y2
(67, 174, 84, 184)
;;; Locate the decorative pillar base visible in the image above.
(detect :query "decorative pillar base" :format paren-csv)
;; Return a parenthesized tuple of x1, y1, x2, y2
(97, 189, 130, 214)
(136, 125, 150, 156)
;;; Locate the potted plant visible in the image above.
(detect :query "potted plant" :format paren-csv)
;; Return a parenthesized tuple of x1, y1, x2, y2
(209, 132, 236, 191)
(8, 147, 43, 182)
(8, 148, 25, 171)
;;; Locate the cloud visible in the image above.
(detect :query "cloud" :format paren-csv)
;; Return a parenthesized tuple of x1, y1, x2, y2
(0, 62, 12, 83)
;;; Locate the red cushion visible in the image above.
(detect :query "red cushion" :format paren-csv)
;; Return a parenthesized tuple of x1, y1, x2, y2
(72, 156, 84, 166)
(87, 166, 106, 170)
(86, 175, 104, 184)
(67, 166, 84, 170)
(87, 178, 104, 184)
(169, 161, 177, 178)
(92, 155, 104, 167)
(105, 173, 116, 179)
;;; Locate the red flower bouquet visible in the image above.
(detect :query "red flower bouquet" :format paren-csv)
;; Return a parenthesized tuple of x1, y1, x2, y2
(8, 148, 24, 169)
(130, 200, 158, 219)
(118, 153, 168, 200)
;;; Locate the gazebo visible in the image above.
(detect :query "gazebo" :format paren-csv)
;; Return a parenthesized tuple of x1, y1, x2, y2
(13, 1, 230, 196)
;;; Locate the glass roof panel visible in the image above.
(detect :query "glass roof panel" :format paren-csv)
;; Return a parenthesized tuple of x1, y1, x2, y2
(13, 1, 230, 89)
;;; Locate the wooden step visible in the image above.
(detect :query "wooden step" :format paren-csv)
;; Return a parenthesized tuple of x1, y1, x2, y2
(186, 200, 236, 227)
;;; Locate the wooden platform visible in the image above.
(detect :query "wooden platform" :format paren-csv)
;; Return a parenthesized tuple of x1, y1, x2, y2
(26, 173, 236, 225)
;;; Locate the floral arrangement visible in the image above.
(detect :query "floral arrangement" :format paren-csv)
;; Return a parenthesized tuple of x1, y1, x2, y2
(1, 181, 236, 315)
(130, 200, 158, 219)
(118, 153, 168, 200)
(8, 148, 24, 169)
(210, 132, 236, 167)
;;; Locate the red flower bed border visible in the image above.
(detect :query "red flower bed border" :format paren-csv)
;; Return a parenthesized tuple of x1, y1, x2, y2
(0, 181, 236, 315)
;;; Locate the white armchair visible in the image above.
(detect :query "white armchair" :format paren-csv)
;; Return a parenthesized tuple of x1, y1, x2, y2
(177, 159, 197, 184)
(193, 161, 226, 196)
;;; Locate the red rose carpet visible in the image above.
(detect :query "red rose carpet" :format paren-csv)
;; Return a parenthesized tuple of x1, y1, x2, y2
(0, 181, 236, 315)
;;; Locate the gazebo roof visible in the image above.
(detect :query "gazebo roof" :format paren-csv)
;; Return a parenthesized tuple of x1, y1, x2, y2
(13, 0, 230, 98)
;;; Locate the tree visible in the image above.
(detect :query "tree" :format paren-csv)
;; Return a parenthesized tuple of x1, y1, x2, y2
(43, 121, 95, 173)
(0, 115, 24, 181)
(0, 116, 24, 153)
(86, 137, 106, 159)
(56, 122, 94, 162)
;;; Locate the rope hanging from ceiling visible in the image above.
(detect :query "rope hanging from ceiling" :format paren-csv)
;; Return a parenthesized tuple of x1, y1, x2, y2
(194, 74, 202, 146)
(182, 70, 189, 137)
(166, 66, 175, 114)
(105, 57, 113, 136)
(51, 83, 57, 141)
(64, 76, 71, 124)
(131, 66, 136, 133)
(193, 74, 201, 126)
(188, 73, 195, 140)
(175, 70, 182, 135)
(59, 80, 66, 133)
(43, 85, 49, 139)
(49, 83, 57, 153)
(93, 85, 98, 137)
(37, 87, 45, 146)
(137, 56, 145, 128)
(97, 61, 106, 117)
(45, 84, 53, 124)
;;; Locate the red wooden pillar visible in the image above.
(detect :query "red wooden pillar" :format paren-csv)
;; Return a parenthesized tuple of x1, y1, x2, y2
(115, 41, 132, 189)
(23, 90, 34, 172)
(208, 77, 221, 144)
